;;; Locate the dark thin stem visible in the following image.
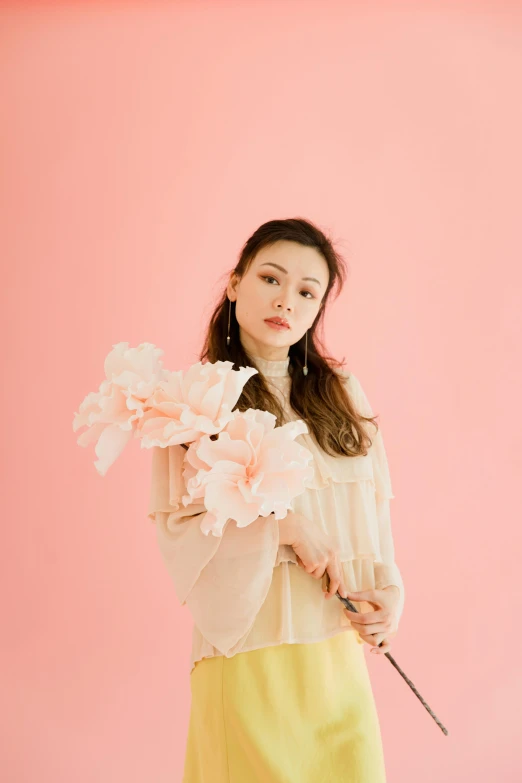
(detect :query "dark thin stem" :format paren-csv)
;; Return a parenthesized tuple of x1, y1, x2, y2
(336, 592, 449, 736)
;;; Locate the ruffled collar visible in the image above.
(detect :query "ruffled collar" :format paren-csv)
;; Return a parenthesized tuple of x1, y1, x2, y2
(246, 352, 290, 378)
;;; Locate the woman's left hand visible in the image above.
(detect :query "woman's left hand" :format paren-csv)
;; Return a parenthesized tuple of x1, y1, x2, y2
(343, 585, 400, 655)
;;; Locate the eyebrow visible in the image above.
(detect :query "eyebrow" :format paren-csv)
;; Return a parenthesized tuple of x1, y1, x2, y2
(258, 262, 322, 287)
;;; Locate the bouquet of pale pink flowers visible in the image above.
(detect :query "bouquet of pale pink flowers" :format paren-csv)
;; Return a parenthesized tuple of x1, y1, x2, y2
(72, 341, 314, 537)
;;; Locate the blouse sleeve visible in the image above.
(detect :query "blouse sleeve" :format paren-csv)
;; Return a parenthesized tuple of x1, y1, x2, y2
(348, 373, 405, 625)
(147, 444, 280, 656)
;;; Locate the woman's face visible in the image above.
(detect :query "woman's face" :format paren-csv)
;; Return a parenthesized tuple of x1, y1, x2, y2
(227, 240, 329, 361)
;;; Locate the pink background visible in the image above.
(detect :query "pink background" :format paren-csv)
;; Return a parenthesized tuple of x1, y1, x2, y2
(2, 2, 521, 781)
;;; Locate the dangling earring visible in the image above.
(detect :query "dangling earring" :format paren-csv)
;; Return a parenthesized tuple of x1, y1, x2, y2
(303, 329, 308, 375)
(226, 298, 232, 345)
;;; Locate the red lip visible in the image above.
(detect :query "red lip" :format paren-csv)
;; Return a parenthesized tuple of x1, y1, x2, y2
(265, 318, 290, 328)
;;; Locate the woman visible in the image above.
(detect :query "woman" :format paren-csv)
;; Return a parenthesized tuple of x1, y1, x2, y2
(148, 217, 404, 782)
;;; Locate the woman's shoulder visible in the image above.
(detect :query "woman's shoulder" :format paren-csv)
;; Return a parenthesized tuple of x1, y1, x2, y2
(331, 367, 369, 414)
(332, 365, 358, 388)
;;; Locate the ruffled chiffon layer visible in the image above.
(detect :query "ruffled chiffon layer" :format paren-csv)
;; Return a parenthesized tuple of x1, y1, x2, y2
(148, 370, 405, 673)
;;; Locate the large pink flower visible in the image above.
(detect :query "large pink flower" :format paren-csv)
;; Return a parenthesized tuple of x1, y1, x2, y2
(73, 344, 260, 476)
(181, 408, 315, 536)
(72, 342, 167, 476)
(136, 360, 258, 448)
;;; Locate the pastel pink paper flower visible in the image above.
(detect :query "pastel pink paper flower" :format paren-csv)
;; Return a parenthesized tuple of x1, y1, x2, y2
(181, 408, 315, 536)
(72, 342, 167, 476)
(136, 360, 259, 448)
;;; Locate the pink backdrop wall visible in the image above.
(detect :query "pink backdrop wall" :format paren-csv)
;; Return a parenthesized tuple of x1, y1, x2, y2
(2, 2, 521, 781)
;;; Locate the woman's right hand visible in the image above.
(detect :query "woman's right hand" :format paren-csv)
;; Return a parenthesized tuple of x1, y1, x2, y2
(278, 511, 348, 600)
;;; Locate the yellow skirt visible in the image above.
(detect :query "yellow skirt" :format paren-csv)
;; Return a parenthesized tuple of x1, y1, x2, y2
(182, 630, 387, 782)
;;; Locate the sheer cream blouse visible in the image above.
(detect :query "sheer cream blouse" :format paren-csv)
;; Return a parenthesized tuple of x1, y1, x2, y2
(148, 353, 404, 674)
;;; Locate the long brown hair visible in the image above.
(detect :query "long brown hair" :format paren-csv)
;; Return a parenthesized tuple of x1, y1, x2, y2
(199, 217, 379, 457)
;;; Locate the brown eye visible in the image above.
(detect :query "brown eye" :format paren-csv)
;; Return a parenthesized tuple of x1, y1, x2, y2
(261, 275, 314, 299)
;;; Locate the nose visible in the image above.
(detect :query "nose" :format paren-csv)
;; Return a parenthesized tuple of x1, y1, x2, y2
(275, 294, 294, 312)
